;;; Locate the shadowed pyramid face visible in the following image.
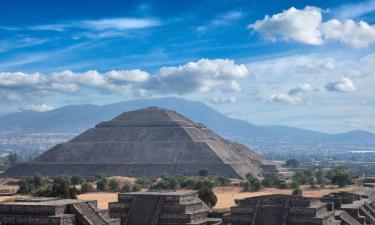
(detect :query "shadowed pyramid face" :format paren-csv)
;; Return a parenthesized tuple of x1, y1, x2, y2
(4, 107, 266, 178)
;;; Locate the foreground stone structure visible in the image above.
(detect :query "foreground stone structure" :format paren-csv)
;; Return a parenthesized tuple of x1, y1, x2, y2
(222, 194, 338, 225)
(108, 191, 218, 225)
(0, 197, 120, 225)
(4, 107, 269, 178)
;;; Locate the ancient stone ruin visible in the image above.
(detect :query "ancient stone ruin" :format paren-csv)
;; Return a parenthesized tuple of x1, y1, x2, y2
(4, 107, 269, 178)
(222, 194, 337, 225)
(0, 197, 120, 225)
(222, 188, 375, 225)
(2, 188, 375, 225)
(108, 191, 219, 225)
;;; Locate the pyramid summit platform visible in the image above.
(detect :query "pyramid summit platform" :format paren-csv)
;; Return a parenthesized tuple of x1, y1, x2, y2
(4, 107, 269, 178)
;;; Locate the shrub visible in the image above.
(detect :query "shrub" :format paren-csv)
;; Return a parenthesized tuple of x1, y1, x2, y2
(198, 169, 209, 177)
(278, 182, 289, 189)
(135, 177, 153, 188)
(70, 175, 84, 185)
(96, 178, 108, 191)
(289, 181, 299, 189)
(214, 176, 230, 186)
(109, 178, 120, 191)
(80, 182, 94, 194)
(133, 183, 142, 192)
(292, 187, 303, 196)
(198, 188, 217, 207)
(121, 182, 132, 192)
(328, 167, 351, 187)
(151, 177, 181, 190)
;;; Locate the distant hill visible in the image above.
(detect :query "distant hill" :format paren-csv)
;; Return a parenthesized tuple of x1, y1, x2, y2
(0, 97, 374, 153)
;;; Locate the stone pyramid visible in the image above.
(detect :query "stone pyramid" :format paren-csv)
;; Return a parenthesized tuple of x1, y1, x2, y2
(4, 107, 267, 178)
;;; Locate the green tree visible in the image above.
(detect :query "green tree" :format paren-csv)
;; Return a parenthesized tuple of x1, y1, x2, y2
(70, 175, 84, 185)
(198, 188, 217, 207)
(278, 181, 289, 189)
(51, 175, 77, 199)
(96, 178, 108, 191)
(285, 158, 299, 168)
(329, 167, 351, 187)
(132, 183, 142, 192)
(292, 187, 303, 196)
(80, 182, 94, 194)
(109, 178, 120, 191)
(198, 169, 209, 177)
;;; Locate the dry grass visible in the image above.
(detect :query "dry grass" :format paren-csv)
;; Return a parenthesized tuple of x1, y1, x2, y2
(78, 192, 118, 209)
(213, 184, 357, 211)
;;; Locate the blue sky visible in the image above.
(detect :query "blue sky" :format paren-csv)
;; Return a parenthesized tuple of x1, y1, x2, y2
(0, 0, 375, 133)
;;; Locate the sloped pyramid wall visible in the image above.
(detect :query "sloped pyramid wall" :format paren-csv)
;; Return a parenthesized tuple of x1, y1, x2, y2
(4, 107, 265, 178)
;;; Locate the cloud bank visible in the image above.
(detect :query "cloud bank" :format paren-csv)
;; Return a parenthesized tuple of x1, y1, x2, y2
(249, 6, 375, 48)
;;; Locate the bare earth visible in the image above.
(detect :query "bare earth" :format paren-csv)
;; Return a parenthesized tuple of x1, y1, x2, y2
(78, 192, 118, 209)
(77, 184, 356, 210)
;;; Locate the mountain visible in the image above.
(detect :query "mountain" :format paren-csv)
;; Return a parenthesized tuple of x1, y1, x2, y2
(0, 97, 374, 153)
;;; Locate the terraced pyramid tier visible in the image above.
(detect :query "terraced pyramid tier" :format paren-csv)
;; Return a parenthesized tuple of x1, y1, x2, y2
(4, 107, 266, 178)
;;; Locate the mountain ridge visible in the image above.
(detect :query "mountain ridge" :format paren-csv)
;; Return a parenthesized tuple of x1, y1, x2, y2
(0, 97, 374, 152)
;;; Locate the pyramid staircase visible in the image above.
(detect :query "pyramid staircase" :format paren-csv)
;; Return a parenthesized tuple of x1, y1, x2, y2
(222, 194, 339, 225)
(109, 191, 212, 225)
(0, 198, 120, 225)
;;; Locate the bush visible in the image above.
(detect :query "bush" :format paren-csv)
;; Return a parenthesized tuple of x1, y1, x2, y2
(109, 178, 120, 191)
(241, 177, 261, 192)
(198, 188, 217, 207)
(70, 175, 84, 185)
(80, 182, 94, 194)
(328, 167, 351, 187)
(96, 178, 108, 191)
(121, 182, 132, 192)
(214, 176, 230, 186)
(151, 177, 181, 190)
(261, 174, 281, 188)
(289, 181, 299, 189)
(135, 177, 153, 188)
(292, 187, 303, 196)
(278, 181, 289, 189)
(133, 183, 142, 192)
(198, 169, 209, 177)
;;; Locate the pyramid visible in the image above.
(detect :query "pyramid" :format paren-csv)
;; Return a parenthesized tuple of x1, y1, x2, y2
(4, 107, 267, 178)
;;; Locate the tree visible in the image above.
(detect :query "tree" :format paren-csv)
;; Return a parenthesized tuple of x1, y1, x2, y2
(198, 188, 217, 207)
(96, 178, 108, 191)
(292, 187, 303, 196)
(51, 176, 73, 199)
(120, 182, 132, 192)
(70, 175, 84, 185)
(80, 182, 94, 194)
(132, 184, 142, 192)
(278, 181, 289, 189)
(109, 178, 120, 191)
(329, 167, 351, 187)
(198, 169, 209, 177)
(315, 169, 324, 184)
(285, 159, 299, 168)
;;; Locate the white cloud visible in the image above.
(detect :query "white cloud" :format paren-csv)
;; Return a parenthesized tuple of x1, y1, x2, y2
(320, 19, 375, 48)
(210, 96, 237, 104)
(106, 69, 150, 82)
(0, 59, 248, 101)
(249, 6, 323, 45)
(249, 6, 375, 48)
(150, 59, 250, 94)
(345, 70, 364, 78)
(24, 104, 54, 112)
(78, 18, 161, 30)
(325, 77, 357, 92)
(30, 17, 161, 32)
(267, 93, 301, 105)
(212, 11, 243, 26)
(288, 83, 315, 95)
